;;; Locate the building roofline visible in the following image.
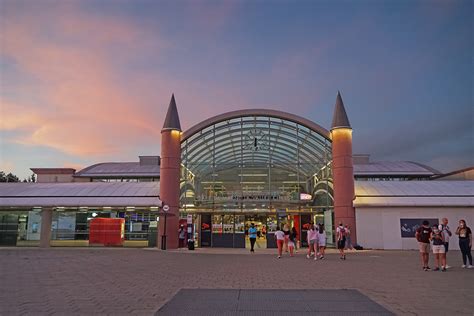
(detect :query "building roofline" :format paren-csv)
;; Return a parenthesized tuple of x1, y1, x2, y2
(407, 161, 442, 175)
(30, 168, 76, 175)
(181, 109, 331, 142)
(431, 166, 474, 179)
(74, 162, 137, 177)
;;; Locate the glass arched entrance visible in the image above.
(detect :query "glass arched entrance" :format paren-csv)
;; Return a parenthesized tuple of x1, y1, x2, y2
(180, 110, 333, 248)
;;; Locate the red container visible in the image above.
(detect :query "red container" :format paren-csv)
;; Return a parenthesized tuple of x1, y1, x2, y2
(89, 218, 125, 246)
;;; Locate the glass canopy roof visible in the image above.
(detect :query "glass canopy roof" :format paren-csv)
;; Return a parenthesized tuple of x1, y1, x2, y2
(180, 111, 333, 212)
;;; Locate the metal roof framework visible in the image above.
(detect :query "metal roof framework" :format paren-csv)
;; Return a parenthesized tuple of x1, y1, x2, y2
(181, 113, 332, 179)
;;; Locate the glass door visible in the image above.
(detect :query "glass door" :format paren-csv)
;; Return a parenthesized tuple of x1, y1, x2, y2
(245, 214, 267, 249)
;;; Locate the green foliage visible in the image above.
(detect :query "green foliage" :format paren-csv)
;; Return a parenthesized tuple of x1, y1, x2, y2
(0, 171, 35, 182)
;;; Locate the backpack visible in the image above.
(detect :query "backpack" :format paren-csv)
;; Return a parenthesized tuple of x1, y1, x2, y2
(339, 227, 346, 237)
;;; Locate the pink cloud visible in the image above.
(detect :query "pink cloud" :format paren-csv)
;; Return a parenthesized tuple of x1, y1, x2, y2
(1, 3, 169, 157)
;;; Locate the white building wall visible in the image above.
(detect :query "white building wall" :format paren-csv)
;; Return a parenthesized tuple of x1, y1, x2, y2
(37, 174, 74, 183)
(356, 207, 474, 250)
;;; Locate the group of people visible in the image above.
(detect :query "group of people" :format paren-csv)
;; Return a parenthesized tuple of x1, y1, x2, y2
(305, 223, 328, 260)
(274, 224, 299, 257)
(272, 222, 353, 260)
(416, 218, 473, 271)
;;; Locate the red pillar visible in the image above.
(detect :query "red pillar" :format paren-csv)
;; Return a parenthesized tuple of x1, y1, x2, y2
(158, 95, 182, 249)
(331, 128, 356, 243)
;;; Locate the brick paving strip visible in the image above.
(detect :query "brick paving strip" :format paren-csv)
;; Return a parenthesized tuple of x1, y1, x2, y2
(156, 288, 394, 315)
(0, 248, 473, 315)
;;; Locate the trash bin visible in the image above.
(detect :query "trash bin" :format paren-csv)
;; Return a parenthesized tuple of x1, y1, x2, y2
(187, 239, 195, 250)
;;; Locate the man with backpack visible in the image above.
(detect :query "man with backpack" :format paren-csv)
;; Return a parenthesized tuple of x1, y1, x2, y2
(416, 220, 432, 271)
(336, 222, 346, 260)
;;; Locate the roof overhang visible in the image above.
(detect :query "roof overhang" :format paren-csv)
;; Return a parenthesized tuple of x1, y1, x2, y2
(31, 168, 76, 175)
(0, 197, 162, 209)
(354, 181, 474, 207)
(0, 182, 162, 209)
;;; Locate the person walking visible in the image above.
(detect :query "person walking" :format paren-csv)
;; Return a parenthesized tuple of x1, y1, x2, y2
(291, 226, 299, 253)
(248, 223, 257, 253)
(317, 224, 327, 260)
(306, 223, 318, 260)
(415, 220, 432, 271)
(178, 225, 186, 248)
(275, 226, 286, 259)
(456, 219, 473, 268)
(345, 225, 353, 250)
(439, 218, 452, 268)
(336, 222, 347, 260)
(431, 225, 446, 271)
(288, 228, 297, 257)
(283, 224, 290, 253)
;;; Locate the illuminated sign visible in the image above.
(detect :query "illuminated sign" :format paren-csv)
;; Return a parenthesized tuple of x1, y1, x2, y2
(300, 193, 312, 200)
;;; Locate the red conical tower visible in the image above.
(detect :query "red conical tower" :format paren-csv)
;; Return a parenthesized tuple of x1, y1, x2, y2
(330, 91, 356, 243)
(159, 94, 182, 249)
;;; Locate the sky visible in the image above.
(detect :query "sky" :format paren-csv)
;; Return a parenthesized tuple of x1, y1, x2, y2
(0, 0, 472, 179)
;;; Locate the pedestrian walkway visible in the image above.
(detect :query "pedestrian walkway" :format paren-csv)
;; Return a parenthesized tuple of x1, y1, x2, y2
(0, 248, 472, 315)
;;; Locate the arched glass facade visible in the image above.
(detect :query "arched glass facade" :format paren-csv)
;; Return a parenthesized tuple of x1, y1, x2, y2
(180, 112, 333, 248)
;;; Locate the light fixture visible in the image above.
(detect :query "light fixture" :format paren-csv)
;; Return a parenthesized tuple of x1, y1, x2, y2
(92, 212, 98, 217)
(238, 174, 268, 177)
(240, 181, 266, 184)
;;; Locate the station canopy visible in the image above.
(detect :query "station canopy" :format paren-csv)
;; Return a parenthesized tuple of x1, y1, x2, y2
(179, 109, 334, 211)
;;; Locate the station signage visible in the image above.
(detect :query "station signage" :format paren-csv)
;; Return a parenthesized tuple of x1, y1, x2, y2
(299, 193, 312, 200)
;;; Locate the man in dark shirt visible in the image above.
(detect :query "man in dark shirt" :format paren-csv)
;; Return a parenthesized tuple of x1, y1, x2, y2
(415, 220, 432, 271)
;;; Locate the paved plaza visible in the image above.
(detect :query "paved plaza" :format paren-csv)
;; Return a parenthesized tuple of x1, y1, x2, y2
(0, 248, 472, 315)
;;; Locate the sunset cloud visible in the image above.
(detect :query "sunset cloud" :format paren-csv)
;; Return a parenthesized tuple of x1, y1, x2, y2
(1, 0, 472, 179)
(1, 2, 169, 157)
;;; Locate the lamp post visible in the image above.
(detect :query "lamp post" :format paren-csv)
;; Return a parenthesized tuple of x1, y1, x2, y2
(161, 204, 170, 250)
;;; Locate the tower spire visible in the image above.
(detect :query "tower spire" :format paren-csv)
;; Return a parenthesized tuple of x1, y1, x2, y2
(331, 91, 351, 130)
(162, 94, 182, 131)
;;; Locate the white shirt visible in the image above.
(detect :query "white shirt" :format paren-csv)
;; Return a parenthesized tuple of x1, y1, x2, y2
(274, 230, 285, 240)
(439, 224, 451, 243)
(318, 231, 326, 241)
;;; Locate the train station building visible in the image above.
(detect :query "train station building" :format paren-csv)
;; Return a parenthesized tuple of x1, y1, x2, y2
(0, 93, 472, 250)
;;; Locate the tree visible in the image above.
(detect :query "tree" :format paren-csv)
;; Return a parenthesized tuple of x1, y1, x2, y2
(0, 171, 21, 182)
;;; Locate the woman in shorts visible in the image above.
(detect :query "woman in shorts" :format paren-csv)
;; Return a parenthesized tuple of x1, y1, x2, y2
(317, 224, 327, 260)
(336, 223, 346, 260)
(431, 225, 446, 271)
(306, 224, 318, 260)
(288, 228, 297, 257)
